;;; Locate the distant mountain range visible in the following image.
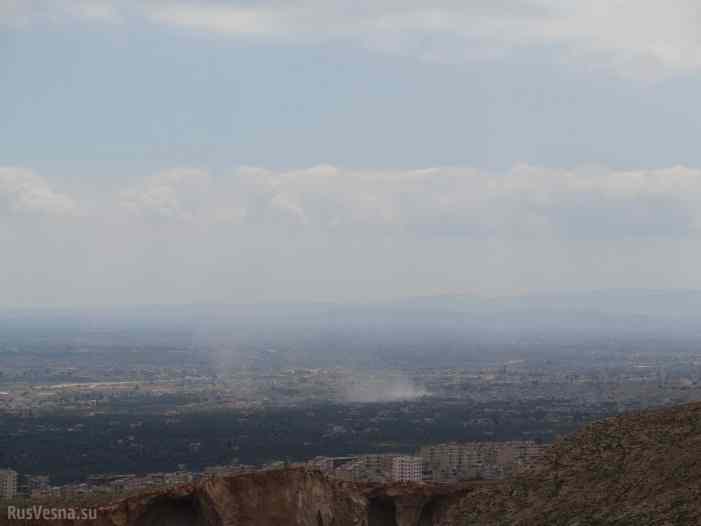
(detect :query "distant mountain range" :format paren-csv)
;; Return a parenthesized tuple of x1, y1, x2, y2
(5, 287, 701, 324)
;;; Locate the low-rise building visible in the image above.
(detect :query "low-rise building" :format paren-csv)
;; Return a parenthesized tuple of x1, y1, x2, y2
(0, 469, 18, 499)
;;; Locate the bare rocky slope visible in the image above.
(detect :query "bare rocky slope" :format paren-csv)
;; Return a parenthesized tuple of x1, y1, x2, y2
(5, 402, 701, 525)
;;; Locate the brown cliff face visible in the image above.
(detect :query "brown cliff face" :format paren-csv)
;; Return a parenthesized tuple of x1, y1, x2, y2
(6, 402, 701, 526)
(143, 470, 472, 526)
(25, 470, 470, 526)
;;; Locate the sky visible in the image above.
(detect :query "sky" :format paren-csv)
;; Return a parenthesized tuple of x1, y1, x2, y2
(3, 1, 701, 308)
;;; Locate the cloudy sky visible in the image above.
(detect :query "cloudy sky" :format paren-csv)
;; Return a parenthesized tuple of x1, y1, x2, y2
(3, 1, 701, 308)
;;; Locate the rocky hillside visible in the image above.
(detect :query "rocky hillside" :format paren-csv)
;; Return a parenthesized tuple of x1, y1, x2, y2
(5, 402, 701, 525)
(447, 400, 701, 525)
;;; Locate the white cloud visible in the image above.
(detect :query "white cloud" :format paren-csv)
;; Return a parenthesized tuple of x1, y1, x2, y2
(0, 167, 78, 216)
(108, 163, 701, 239)
(141, 1, 701, 75)
(0, 0, 122, 26)
(6, 163, 701, 239)
(7, 163, 701, 306)
(120, 168, 212, 222)
(5, 1, 700, 75)
(65, 1, 121, 22)
(147, 4, 293, 38)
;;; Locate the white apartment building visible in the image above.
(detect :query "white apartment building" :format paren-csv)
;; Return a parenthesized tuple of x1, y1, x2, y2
(0, 469, 18, 499)
(391, 456, 423, 482)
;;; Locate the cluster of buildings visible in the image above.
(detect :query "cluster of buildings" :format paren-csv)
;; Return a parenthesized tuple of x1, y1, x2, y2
(308, 440, 547, 483)
(84, 471, 194, 496)
(0, 440, 546, 501)
(7, 355, 701, 418)
(0, 464, 264, 501)
(309, 454, 424, 482)
(0, 469, 196, 501)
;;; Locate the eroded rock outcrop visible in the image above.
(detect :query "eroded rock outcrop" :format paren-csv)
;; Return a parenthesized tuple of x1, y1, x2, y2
(12, 469, 467, 526)
(126, 470, 466, 526)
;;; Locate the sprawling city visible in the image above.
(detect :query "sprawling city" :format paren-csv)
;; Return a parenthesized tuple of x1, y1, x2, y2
(2, 295, 701, 508)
